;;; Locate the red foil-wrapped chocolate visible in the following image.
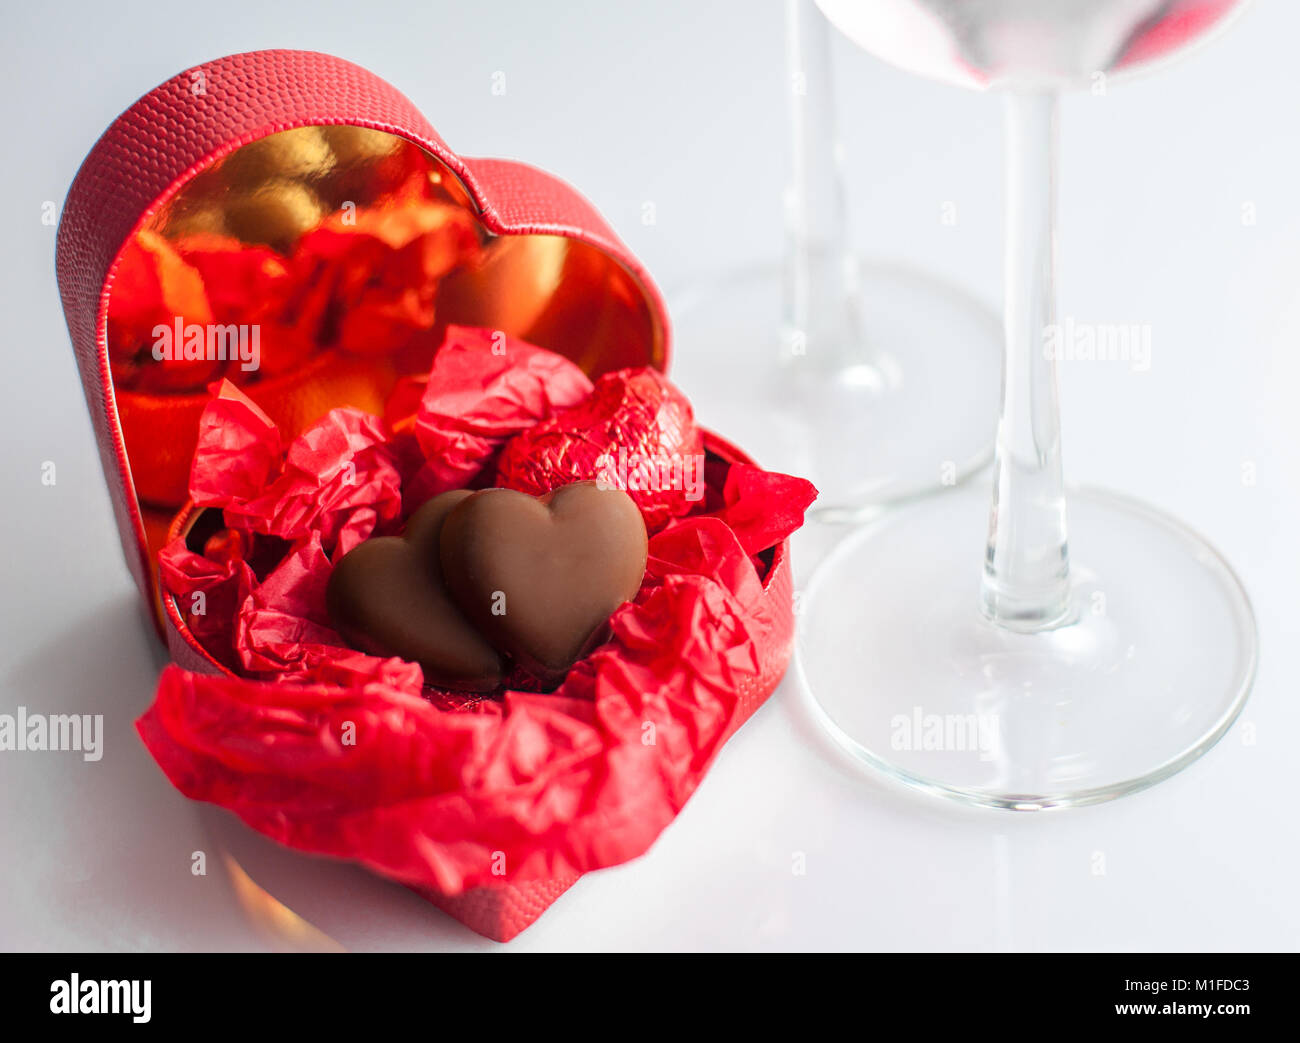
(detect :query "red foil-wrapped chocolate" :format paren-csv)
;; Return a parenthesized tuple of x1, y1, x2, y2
(494, 367, 704, 534)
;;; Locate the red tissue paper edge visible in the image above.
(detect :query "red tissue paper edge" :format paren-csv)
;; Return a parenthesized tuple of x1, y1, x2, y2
(138, 327, 817, 896)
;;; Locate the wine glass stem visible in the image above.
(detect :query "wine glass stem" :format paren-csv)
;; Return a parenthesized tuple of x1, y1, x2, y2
(782, 0, 865, 372)
(980, 89, 1072, 632)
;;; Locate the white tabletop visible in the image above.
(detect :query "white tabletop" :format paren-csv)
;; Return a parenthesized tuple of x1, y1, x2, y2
(1, 0, 1296, 951)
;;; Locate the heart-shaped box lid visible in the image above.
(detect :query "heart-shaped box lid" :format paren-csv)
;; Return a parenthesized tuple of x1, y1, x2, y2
(56, 49, 670, 627)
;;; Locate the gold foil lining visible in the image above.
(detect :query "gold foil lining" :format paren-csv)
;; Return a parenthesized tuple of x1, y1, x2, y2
(144, 125, 663, 373)
(115, 125, 664, 587)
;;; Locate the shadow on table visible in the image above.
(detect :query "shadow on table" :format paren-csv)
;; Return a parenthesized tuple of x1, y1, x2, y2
(1, 592, 494, 951)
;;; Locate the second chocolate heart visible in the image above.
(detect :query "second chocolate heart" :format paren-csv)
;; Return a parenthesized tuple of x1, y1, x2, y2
(326, 490, 505, 691)
(440, 481, 649, 683)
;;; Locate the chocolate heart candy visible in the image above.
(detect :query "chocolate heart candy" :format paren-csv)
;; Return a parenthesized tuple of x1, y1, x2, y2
(326, 490, 504, 691)
(440, 481, 648, 682)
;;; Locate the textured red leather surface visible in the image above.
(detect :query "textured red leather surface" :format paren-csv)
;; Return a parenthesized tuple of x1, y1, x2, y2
(58, 50, 793, 944)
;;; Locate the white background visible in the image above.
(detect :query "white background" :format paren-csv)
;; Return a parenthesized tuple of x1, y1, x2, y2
(1, 0, 1297, 951)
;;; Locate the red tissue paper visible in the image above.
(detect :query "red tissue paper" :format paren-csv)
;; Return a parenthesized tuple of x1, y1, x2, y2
(139, 326, 816, 899)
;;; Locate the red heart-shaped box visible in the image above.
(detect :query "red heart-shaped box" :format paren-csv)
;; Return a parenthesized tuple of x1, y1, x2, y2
(56, 50, 796, 943)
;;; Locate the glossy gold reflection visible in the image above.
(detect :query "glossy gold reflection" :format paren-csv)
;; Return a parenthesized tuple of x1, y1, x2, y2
(223, 854, 346, 953)
(117, 124, 664, 603)
(153, 125, 408, 242)
(434, 233, 662, 374)
(142, 124, 664, 374)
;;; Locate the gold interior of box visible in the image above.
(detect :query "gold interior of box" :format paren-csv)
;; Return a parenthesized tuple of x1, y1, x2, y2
(105, 126, 665, 590)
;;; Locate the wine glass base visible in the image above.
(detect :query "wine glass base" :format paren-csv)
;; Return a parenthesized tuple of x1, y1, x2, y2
(669, 261, 1001, 513)
(796, 482, 1258, 810)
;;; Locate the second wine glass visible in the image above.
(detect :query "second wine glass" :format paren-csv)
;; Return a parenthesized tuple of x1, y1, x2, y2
(669, 0, 1002, 515)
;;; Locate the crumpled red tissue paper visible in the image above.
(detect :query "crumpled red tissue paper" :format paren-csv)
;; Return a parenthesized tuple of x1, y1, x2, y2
(138, 326, 816, 900)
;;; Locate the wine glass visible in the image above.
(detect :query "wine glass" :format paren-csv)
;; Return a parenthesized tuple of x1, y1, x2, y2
(668, 0, 1002, 514)
(799, 0, 1257, 809)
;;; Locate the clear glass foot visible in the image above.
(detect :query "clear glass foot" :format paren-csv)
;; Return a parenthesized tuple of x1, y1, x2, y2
(795, 482, 1258, 810)
(668, 261, 1001, 514)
